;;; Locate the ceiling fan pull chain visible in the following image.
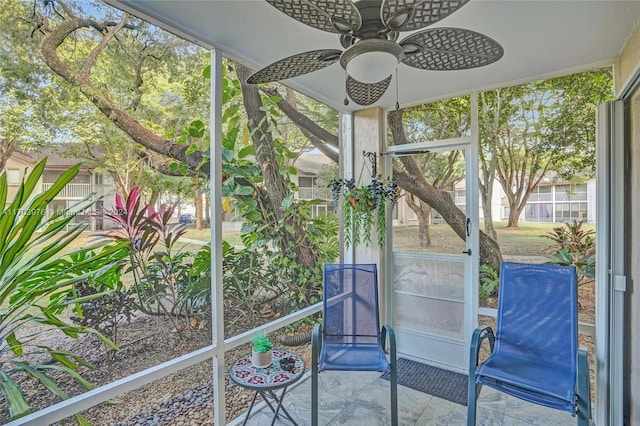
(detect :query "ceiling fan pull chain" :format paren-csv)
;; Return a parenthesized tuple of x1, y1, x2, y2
(395, 67, 400, 110)
(344, 69, 350, 106)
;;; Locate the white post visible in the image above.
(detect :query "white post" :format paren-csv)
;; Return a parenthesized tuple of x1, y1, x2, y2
(210, 48, 226, 426)
(351, 107, 385, 265)
(468, 92, 480, 332)
(340, 111, 354, 264)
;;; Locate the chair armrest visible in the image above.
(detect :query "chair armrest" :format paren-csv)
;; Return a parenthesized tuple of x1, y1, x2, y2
(381, 324, 396, 360)
(576, 347, 591, 421)
(470, 326, 495, 369)
(312, 323, 322, 366)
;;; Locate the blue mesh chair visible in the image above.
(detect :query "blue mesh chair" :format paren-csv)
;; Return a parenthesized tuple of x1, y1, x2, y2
(467, 262, 591, 425)
(311, 264, 397, 426)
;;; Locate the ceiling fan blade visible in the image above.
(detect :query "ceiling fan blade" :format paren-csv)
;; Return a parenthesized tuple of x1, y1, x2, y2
(247, 49, 342, 84)
(400, 28, 503, 71)
(266, 0, 362, 34)
(381, 0, 470, 31)
(346, 75, 392, 106)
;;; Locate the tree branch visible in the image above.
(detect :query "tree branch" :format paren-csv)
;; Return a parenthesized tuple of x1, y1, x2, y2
(37, 6, 209, 175)
(260, 86, 339, 163)
(80, 13, 128, 81)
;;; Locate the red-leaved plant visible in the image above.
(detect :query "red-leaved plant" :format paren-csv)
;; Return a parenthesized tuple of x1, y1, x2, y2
(97, 188, 189, 317)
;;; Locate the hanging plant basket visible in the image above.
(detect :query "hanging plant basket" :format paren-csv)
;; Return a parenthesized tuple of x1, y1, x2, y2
(330, 176, 398, 248)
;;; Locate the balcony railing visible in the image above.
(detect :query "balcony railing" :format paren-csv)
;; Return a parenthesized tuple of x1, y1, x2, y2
(298, 187, 331, 200)
(42, 183, 92, 199)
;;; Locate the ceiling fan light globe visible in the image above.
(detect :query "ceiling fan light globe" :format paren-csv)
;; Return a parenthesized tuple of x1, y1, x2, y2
(346, 51, 398, 84)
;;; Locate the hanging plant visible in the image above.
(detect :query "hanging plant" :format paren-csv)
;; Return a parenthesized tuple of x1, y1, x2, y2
(330, 176, 398, 248)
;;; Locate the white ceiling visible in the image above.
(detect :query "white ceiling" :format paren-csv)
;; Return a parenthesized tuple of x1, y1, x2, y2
(111, 0, 640, 112)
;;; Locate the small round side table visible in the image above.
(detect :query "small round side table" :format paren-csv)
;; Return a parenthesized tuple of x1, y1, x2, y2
(229, 348, 305, 426)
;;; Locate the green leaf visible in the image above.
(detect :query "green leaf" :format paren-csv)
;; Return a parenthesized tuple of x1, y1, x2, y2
(238, 145, 254, 158)
(222, 126, 240, 150)
(0, 371, 30, 419)
(222, 104, 239, 123)
(18, 363, 71, 402)
(188, 120, 206, 138)
(222, 148, 235, 163)
(6, 332, 22, 356)
(0, 173, 7, 214)
(185, 144, 198, 155)
(280, 195, 293, 210)
(234, 185, 254, 196)
(202, 65, 211, 78)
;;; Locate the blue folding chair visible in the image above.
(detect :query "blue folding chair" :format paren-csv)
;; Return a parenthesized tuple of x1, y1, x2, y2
(467, 262, 591, 425)
(311, 264, 397, 426)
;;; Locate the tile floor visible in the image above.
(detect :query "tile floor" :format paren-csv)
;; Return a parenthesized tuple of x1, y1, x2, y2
(232, 370, 577, 426)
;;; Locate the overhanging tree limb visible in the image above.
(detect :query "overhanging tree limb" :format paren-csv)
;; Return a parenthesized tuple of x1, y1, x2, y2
(388, 108, 502, 270)
(260, 86, 339, 163)
(37, 7, 208, 175)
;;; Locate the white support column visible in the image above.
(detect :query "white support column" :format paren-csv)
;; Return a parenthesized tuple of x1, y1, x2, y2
(468, 93, 480, 331)
(351, 107, 385, 265)
(596, 100, 626, 426)
(340, 111, 354, 264)
(348, 107, 387, 321)
(210, 48, 226, 426)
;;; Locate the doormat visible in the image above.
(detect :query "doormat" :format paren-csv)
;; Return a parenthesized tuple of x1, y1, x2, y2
(380, 358, 468, 406)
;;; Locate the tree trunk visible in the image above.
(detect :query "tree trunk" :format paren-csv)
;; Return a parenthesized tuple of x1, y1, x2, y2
(205, 192, 210, 228)
(236, 64, 318, 274)
(0, 140, 18, 172)
(389, 109, 502, 271)
(480, 183, 498, 240)
(194, 187, 203, 230)
(406, 193, 432, 247)
(507, 204, 524, 228)
(417, 204, 432, 248)
(148, 188, 160, 210)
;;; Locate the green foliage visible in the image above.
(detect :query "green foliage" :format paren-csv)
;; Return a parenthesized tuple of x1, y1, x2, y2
(97, 187, 161, 312)
(330, 177, 398, 247)
(544, 220, 595, 285)
(316, 163, 339, 193)
(478, 70, 612, 228)
(251, 332, 273, 353)
(222, 241, 276, 321)
(179, 244, 213, 317)
(479, 264, 500, 303)
(0, 159, 117, 422)
(68, 274, 134, 351)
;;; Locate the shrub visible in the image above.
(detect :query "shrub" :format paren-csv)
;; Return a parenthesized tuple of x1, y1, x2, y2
(544, 220, 595, 285)
(67, 251, 134, 350)
(0, 159, 117, 422)
(479, 264, 499, 303)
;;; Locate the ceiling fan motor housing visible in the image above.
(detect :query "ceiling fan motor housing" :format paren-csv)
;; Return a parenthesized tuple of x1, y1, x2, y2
(340, 39, 404, 84)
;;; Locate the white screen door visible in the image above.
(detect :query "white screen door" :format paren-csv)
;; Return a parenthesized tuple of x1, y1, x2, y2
(388, 141, 478, 372)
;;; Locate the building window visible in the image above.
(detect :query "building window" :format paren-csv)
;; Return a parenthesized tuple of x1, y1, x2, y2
(298, 177, 313, 188)
(6, 169, 20, 185)
(503, 206, 510, 220)
(555, 183, 587, 201)
(525, 203, 553, 222)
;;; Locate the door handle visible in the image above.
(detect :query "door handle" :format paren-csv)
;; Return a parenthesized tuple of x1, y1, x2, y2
(466, 218, 471, 237)
(462, 249, 472, 255)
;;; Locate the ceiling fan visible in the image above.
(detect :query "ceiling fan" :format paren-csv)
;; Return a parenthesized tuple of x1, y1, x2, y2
(247, 0, 504, 107)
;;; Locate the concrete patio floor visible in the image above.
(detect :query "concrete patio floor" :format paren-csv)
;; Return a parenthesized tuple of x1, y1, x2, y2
(232, 370, 577, 426)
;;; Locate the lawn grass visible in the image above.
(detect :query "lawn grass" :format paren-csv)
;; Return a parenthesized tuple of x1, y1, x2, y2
(392, 221, 578, 257)
(183, 227, 242, 247)
(181, 220, 583, 258)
